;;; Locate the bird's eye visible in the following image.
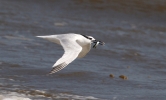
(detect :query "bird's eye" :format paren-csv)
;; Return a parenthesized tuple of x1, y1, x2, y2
(89, 38, 92, 40)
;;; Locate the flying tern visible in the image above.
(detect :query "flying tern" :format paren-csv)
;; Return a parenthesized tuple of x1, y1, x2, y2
(36, 33, 105, 74)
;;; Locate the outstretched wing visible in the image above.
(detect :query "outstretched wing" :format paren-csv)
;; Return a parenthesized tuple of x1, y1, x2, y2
(49, 39, 82, 74)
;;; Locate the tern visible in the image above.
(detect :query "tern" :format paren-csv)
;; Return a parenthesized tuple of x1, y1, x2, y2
(36, 33, 105, 74)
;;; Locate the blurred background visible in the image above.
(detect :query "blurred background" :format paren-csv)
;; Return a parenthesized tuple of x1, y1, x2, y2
(0, 0, 166, 100)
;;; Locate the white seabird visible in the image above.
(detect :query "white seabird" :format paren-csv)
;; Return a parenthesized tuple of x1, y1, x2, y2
(36, 33, 105, 74)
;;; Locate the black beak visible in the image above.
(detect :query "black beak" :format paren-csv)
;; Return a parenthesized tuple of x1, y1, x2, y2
(92, 40, 105, 48)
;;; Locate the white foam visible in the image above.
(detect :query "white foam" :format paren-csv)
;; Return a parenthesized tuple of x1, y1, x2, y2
(0, 90, 102, 100)
(56, 93, 100, 99)
(0, 92, 31, 100)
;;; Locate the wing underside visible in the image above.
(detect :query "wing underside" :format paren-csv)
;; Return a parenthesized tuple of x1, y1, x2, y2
(49, 39, 82, 74)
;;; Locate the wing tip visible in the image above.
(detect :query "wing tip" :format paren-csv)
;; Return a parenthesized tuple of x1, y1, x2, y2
(47, 62, 67, 75)
(48, 67, 57, 75)
(36, 36, 43, 38)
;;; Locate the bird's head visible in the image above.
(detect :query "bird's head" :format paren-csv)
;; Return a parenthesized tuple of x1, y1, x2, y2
(81, 34, 105, 48)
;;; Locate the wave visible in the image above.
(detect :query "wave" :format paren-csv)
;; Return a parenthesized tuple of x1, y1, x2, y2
(0, 90, 101, 100)
(0, 92, 31, 100)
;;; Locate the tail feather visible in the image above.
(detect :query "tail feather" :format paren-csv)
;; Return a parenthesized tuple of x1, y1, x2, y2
(36, 36, 51, 38)
(36, 35, 60, 44)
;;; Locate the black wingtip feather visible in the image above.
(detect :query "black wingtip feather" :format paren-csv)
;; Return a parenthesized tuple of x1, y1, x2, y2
(48, 62, 67, 74)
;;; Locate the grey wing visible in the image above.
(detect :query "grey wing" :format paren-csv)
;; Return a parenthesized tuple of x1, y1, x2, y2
(49, 39, 82, 74)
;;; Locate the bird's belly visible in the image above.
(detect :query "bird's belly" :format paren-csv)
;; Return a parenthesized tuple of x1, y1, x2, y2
(76, 40, 89, 46)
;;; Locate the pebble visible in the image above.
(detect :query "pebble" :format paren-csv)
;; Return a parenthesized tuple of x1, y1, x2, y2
(119, 75, 128, 80)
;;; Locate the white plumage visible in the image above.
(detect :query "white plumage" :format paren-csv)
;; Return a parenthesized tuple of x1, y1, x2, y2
(36, 33, 104, 74)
